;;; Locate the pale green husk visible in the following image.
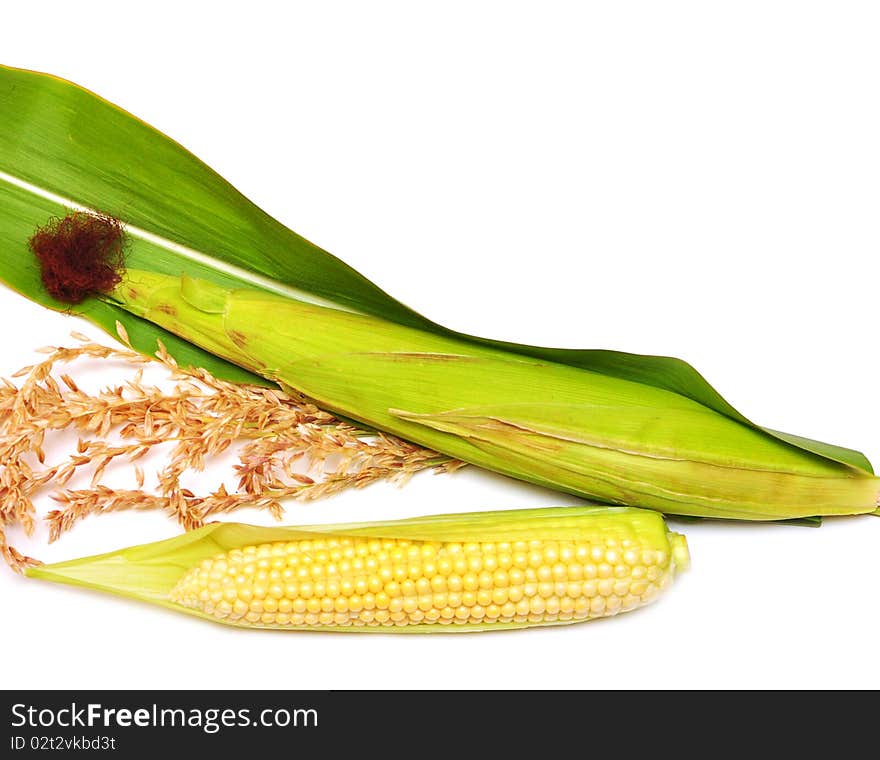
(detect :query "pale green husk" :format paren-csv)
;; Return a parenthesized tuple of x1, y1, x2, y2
(101, 270, 880, 521)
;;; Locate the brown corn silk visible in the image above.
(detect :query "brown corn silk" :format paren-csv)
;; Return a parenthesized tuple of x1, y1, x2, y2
(28, 213, 126, 305)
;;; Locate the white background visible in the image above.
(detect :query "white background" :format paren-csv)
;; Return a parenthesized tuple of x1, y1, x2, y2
(2, 1, 878, 689)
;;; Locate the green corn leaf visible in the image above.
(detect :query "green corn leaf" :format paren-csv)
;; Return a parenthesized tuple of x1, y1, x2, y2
(0, 63, 871, 481)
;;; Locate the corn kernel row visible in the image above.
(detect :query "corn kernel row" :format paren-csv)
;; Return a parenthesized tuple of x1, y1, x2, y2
(170, 534, 677, 629)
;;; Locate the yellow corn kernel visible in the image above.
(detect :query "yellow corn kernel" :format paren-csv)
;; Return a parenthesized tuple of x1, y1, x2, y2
(169, 517, 687, 630)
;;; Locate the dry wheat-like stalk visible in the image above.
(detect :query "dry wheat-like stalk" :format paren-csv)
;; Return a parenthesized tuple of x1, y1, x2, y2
(0, 323, 462, 573)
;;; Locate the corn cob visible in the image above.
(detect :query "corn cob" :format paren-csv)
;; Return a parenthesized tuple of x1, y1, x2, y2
(92, 269, 879, 521)
(27, 507, 688, 632)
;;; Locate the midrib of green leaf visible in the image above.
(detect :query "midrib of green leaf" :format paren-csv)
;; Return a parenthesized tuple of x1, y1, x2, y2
(0, 167, 366, 312)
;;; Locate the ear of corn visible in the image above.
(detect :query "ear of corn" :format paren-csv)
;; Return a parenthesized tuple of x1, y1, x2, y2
(26, 506, 688, 632)
(99, 270, 880, 521)
(3, 64, 875, 520)
(0, 61, 871, 477)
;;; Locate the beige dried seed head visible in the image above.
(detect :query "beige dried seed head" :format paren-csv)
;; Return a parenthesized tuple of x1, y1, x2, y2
(0, 332, 458, 571)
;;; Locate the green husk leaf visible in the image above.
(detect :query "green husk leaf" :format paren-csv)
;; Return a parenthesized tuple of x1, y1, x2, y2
(669, 513, 823, 527)
(93, 273, 878, 521)
(0, 63, 871, 479)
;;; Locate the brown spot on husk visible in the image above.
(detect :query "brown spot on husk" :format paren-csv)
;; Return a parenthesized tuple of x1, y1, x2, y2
(229, 330, 249, 349)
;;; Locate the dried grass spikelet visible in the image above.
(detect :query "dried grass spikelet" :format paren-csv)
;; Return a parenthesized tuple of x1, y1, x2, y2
(0, 323, 462, 573)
